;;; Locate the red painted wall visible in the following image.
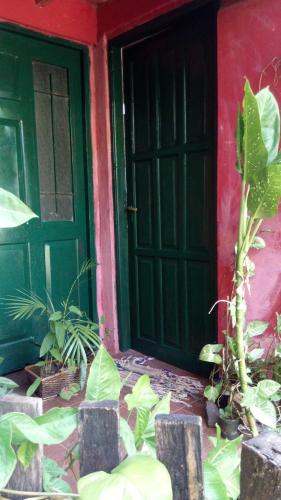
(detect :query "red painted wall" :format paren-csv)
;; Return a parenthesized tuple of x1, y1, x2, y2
(0, 0, 97, 45)
(98, 0, 191, 40)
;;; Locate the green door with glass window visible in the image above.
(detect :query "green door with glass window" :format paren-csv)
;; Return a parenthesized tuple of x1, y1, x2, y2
(123, 8, 217, 372)
(0, 28, 92, 374)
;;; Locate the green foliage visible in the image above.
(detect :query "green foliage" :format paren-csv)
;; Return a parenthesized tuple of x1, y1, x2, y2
(0, 188, 38, 228)
(0, 407, 78, 488)
(26, 377, 42, 397)
(200, 79, 281, 437)
(4, 260, 101, 389)
(78, 454, 173, 500)
(203, 426, 242, 500)
(199, 344, 223, 364)
(0, 377, 18, 397)
(85, 345, 170, 457)
(241, 379, 281, 428)
(204, 383, 222, 402)
(85, 344, 122, 401)
(43, 457, 72, 494)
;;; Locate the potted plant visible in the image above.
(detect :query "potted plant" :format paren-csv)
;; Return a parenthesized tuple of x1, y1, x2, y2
(5, 259, 102, 398)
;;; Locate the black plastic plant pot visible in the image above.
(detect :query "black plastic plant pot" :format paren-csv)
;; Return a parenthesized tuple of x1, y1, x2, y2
(205, 400, 220, 428)
(218, 415, 240, 440)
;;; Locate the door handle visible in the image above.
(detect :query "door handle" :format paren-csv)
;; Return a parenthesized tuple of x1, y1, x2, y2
(126, 206, 138, 212)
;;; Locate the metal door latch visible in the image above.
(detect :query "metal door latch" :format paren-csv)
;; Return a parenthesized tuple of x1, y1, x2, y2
(126, 206, 138, 212)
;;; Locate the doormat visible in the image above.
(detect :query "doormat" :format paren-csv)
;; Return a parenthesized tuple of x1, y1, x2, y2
(115, 354, 204, 408)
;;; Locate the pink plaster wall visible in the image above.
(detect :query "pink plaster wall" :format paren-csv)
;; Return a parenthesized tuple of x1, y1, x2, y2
(217, 0, 281, 340)
(0, 0, 97, 45)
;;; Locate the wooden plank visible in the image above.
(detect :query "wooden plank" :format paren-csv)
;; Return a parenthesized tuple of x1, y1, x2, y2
(240, 431, 281, 500)
(0, 394, 43, 500)
(156, 414, 204, 500)
(79, 400, 120, 476)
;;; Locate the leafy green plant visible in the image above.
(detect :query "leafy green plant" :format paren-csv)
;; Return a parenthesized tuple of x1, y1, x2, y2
(85, 345, 171, 457)
(0, 407, 78, 490)
(78, 454, 173, 500)
(4, 259, 101, 391)
(203, 426, 242, 500)
(200, 80, 281, 436)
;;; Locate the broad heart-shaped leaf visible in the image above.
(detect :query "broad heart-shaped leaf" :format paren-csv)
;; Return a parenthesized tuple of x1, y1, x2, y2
(0, 187, 38, 228)
(199, 344, 223, 364)
(257, 379, 281, 399)
(85, 345, 122, 401)
(248, 162, 281, 218)
(251, 400, 277, 428)
(0, 407, 78, 445)
(256, 86, 280, 164)
(246, 320, 268, 337)
(204, 383, 222, 402)
(125, 374, 159, 412)
(78, 454, 173, 500)
(0, 424, 17, 488)
(243, 80, 268, 185)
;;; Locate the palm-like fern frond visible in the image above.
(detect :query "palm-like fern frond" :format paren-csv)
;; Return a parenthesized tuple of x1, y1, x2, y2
(4, 290, 48, 320)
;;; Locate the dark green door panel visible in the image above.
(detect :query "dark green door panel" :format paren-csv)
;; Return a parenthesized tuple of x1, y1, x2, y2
(124, 8, 217, 372)
(0, 29, 91, 374)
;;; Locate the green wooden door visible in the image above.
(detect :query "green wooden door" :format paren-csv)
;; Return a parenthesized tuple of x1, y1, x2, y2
(124, 9, 217, 372)
(0, 28, 91, 374)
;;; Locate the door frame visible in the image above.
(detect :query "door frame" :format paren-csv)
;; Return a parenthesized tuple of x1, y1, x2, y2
(0, 22, 98, 321)
(109, 0, 219, 353)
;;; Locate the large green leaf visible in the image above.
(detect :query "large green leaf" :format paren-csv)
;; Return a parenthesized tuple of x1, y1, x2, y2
(85, 345, 122, 401)
(243, 80, 268, 185)
(248, 162, 281, 218)
(0, 187, 38, 228)
(78, 454, 173, 500)
(0, 407, 78, 445)
(257, 379, 281, 399)
(125, 375, 159, 412)
(0, 425, 17, 488)
(256, 87, 280, 164)
(251, 400, 277, 428)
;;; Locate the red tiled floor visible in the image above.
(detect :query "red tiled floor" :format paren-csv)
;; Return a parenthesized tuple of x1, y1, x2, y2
(8, 350, 215, 490)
